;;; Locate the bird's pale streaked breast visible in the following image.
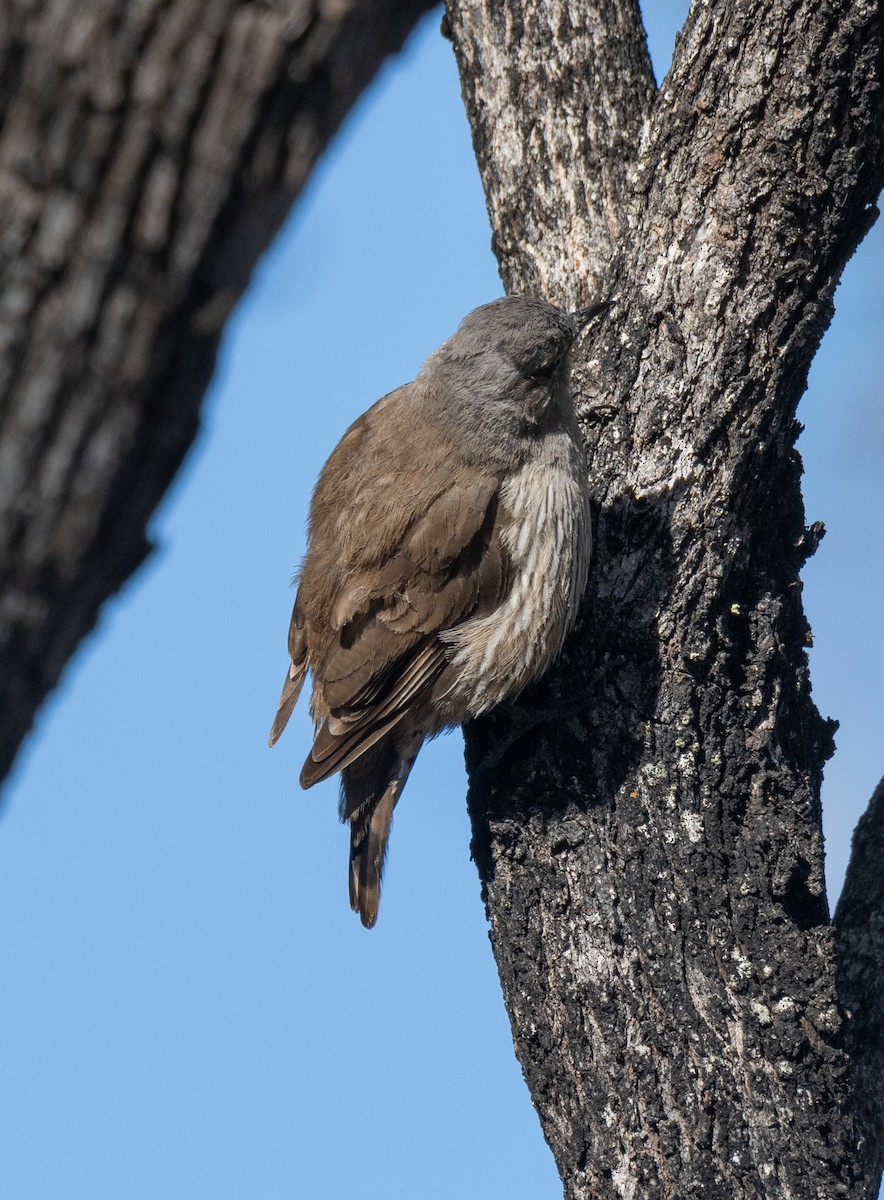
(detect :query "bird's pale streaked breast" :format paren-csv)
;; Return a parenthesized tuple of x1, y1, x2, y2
(440, 432, 591, 716)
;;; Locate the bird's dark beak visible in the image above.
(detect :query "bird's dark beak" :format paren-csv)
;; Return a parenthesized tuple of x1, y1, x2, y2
(571, 300, 613, 330)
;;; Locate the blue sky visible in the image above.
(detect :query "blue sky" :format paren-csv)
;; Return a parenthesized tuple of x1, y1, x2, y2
(1, 6, 881, 1197)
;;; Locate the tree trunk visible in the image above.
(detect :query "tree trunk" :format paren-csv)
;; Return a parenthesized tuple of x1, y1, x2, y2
(0, 0, 435, 782)
(446, 0, 884, 1196)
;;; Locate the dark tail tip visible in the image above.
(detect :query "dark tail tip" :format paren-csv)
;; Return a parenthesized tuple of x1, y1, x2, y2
(359, 891, 380, 929)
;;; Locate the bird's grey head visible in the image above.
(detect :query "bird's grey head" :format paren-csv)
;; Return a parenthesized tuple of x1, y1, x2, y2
(422, 296, 606, 438)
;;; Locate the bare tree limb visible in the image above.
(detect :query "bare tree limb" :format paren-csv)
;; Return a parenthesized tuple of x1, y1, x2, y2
(446, 0, 656, 298)
(0, 0, 436, 784)
(449, 0, 884, 1194)
(837, 777, 884, 1198)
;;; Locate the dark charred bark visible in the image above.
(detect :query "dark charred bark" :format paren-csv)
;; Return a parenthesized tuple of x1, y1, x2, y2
(0, 0, 435, 782)
(446, 0, 884, 1196)
(837, 778, 884, 1196)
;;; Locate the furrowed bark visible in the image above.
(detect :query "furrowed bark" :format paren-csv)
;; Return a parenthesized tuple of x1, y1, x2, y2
(836, 778, 884, 1197)
(449, 0, 884, 1195)
(0, 0, 435, 783)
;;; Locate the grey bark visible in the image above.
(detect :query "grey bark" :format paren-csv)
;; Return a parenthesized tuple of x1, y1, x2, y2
(0, 0, 435, 782)
(446, 0, 884, 1197)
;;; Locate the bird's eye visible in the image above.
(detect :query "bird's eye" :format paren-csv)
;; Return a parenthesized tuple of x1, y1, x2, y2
(528, 358, 560, 383)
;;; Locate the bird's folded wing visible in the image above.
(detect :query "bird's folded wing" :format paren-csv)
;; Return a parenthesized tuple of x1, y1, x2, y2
(300, 641, 447, 787)
(300, 478, 511, 786)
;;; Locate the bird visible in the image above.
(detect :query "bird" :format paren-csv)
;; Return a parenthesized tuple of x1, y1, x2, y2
(269, 295, 607, 927)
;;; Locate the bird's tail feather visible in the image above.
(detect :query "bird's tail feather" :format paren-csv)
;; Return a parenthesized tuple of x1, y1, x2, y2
(349, 786, 396, 929)
(342, 739, 419, 928)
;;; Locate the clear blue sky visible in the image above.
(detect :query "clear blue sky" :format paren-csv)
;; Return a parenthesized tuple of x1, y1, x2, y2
(1, 7, 881, 1198)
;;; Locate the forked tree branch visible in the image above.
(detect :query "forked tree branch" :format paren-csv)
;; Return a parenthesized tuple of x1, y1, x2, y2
(449, 0, 883, 1194)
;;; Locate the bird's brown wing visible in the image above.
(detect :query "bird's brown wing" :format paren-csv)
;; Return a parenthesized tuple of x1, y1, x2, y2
(299, 476, 510, 787)
(268, 385, 472, 756)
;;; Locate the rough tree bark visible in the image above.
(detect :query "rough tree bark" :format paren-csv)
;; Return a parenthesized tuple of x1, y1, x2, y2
(837, 777, 884, 1191)
(444, 0, 884, 1197)
(2, 1, 883, 1197)
(0, 0, 435, 782)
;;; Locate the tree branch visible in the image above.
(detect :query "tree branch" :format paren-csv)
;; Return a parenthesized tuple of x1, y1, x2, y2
(0, 0, 436, 784)
(444, 0, 656, 299)
(836, 777, 884, 1198)
(452, 0, 884, 1194)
